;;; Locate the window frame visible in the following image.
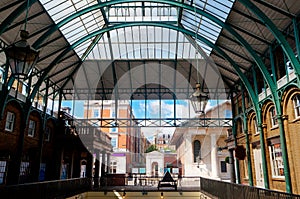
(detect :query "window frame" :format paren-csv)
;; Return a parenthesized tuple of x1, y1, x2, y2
(293, 94, 300, 119)
(28, 120, 36, 137)
(220, 161, 227, 173)
(193, 140, 201, 163)
(110, 161, 117, 174)
(44, 126, 51, 142)
(5, 111, 15, 132)
(269, 107, 278, 127)
(253, 116, 259, 135)
(268, 142, 284, 178)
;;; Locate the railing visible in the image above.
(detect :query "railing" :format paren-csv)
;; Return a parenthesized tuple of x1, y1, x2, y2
(0, 178, 92, 199)
(200, 177, 300, 199)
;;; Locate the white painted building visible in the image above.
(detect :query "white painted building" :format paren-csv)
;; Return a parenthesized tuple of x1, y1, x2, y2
(170, 101, 232, 181)
(145, 151, 164, 177)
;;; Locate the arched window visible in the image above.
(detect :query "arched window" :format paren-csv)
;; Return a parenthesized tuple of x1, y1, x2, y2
(293, 94, 300, 118)
(269, 107, 278, 127)
(193, 140, 201, 162)
(253, 116, 259, 134)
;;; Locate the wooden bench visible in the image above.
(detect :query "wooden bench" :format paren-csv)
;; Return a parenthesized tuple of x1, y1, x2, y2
(157, 171, 177, 190)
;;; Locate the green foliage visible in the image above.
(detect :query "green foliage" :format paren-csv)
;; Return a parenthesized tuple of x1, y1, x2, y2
(145, 144, 158, 153)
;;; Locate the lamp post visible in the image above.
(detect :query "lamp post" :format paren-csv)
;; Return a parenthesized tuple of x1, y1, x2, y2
(189, 83, 209, 114)
(4, 29, 39, 79)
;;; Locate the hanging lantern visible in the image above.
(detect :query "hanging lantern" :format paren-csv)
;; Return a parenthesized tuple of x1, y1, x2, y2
(4, 30, 39, 79)
(190, 83, 209, 114)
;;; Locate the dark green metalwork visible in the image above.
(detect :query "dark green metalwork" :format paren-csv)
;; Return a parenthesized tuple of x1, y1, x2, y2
(277, 115, 292, 193)
(31, 0, 275, 101)
(293, 18, 300, 57)
(241, 85, 253, 186)
(30, 22, 259, 116)
(232, 118, 241, 184)
(269, 46, 277, 83)
(257, 110, 269, 189)
(239, 0, 293, 192)
(238, 0, 300, 84)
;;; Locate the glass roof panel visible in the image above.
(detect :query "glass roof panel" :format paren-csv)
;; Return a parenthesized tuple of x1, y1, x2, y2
(40, 0, 106, 57)
(39, 0, 234, 59)
(182, 0, 234, 54)
(86, 26, 206, 60)
(107, 1, 178, 22)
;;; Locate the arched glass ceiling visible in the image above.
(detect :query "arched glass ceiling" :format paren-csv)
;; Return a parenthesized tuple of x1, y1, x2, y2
(39, 0, 234, 59)
(87, 27, 200, 60)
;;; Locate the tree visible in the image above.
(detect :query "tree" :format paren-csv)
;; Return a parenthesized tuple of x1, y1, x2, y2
(145, 144, 158, 153)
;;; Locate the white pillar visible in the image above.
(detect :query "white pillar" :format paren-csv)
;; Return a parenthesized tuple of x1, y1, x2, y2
(185, 133, 193, 176)
(211, 134, 219, 178)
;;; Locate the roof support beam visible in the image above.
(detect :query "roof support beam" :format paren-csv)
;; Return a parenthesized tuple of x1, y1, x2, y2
(3, 10, 45, 33)
(252, 0, 295, 18)
(29, 22, 258, 113)
(239, 0, 300, 86)
(0, 0, 37, 35)
(238, 0, 297, 193)
(31, 0, 275, 93)
(230, 24, 271, 45)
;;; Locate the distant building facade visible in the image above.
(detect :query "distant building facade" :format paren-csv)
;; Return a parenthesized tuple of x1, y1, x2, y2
(84, 100, 146, 174)
(170, 101, 232, 181)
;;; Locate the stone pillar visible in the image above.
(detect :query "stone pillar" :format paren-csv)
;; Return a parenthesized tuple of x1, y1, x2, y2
(228, 149, 236, 183)
(185, 133, 193, 176)
(211, 134, 219, 178)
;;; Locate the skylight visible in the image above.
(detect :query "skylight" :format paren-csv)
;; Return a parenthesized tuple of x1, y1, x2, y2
(39, 0, 234, 59)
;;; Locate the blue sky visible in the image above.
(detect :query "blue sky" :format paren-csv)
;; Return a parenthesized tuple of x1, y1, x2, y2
(62, 99, 223, 119)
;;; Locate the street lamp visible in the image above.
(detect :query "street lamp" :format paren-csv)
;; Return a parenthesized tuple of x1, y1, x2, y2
(4, 0, 39, 79)
(190, 83, 209, 114)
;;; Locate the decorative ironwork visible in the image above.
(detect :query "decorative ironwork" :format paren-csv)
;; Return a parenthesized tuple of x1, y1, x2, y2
(73, 117, 232, 128)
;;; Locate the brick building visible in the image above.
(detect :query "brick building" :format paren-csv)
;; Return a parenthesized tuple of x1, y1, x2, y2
(84, 100, 146, 174)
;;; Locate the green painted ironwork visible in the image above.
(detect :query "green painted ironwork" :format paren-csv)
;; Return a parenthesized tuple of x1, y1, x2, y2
(238, 0, 300, 83)
(30, 0, 274, 100)
(293, 18, 300, 58)
(241, 85, 253, 186)
(238, 0, 293, 192)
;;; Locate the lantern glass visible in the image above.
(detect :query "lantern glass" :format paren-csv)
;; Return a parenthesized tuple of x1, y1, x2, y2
(4, 30, 39, 79)
(190, 83, 209, 114)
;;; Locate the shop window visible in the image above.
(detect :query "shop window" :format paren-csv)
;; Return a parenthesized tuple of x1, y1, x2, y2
(268, 139, 284, 178)
(5, 111, 15, 132)
(39, 163, 46, 181)
(19, 161, 30, 183)
(193, 140, 201, 163)
(293, 94, 300, 118)
(269, 107, 278, 127)
(28, 120, 36, 137)
(0, 161, 7, 184)
(44, 127, 51, 141)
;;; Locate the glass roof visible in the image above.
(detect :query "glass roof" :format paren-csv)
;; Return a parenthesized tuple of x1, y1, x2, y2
(39, 0, 234, 60)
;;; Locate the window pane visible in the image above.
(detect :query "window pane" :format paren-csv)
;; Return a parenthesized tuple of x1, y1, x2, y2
(5, 112, 15, 132)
